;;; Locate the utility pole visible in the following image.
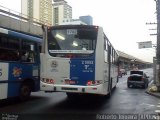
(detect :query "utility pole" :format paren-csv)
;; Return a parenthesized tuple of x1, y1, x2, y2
(156, 0, 160, 90)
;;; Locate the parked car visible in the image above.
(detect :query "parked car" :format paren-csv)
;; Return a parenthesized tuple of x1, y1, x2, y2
(127, 70, 149, 89)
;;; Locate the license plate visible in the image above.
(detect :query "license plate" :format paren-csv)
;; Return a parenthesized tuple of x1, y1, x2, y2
(65, 80, 76, 84)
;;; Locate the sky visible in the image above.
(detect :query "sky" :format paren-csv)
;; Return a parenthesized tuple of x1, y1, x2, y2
(0, 0, 156, 62)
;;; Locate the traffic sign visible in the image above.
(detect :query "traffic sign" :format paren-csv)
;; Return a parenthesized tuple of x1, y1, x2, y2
(138, 41, 152, 49)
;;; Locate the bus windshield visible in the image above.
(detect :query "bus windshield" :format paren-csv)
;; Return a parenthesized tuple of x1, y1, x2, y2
(48, 26, 97, 57)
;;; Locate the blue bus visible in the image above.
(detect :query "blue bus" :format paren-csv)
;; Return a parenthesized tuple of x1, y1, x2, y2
(0, 27, 42, 101)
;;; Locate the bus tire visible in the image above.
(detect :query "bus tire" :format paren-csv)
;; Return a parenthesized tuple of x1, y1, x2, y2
(127, 83, 131, 88)
(19, 83, 31, 101)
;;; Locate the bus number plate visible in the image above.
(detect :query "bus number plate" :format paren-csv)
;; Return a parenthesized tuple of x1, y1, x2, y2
(67, 29, 77, 35)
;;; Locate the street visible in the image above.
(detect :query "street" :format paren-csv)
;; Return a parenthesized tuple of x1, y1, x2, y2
(0, 68, 160, 120)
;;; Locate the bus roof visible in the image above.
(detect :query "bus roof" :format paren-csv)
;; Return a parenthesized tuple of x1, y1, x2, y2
(0, 27, 42, 43)
(49, 25, 99, 29)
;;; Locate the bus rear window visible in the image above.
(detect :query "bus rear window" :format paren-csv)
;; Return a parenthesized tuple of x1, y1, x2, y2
(48, 26, 97, 57)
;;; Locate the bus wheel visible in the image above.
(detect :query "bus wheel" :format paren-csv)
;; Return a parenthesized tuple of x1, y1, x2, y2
(19, 83, 31, 101)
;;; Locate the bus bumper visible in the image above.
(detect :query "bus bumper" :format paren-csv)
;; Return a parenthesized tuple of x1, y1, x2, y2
(40, 81, 106, 95)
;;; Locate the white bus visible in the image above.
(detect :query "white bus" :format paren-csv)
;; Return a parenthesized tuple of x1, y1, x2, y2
(40, 25, 119, 98)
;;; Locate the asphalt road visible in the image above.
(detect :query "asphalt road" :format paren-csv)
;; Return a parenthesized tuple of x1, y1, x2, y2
(0, 68, 160, 120)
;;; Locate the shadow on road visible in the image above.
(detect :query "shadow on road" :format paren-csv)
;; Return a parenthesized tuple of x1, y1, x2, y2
(42, 87, 117, 114)
(0, 96, 45, 108)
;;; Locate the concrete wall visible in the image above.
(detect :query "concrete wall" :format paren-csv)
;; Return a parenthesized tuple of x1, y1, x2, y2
(0, 14, 42, 36)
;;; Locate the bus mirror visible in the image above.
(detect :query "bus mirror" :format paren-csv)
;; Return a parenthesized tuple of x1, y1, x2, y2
(30, 45, 34, 51)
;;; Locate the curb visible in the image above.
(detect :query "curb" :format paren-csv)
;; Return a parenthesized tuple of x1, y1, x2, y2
(145, 90, 160, 98)
(145, 80, 160, 98)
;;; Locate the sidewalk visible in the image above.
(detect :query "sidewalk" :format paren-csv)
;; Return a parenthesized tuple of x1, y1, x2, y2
(145, 80, 160, 98)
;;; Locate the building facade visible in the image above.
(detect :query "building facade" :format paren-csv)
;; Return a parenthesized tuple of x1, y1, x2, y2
(60, 19, 87, 25)
(53, 0, 72, 25)
(21, 0, 52, 25)
(79, 15, 93, 25)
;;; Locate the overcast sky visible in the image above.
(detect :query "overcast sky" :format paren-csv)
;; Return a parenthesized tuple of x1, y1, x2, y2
(0, 0, 156, 62)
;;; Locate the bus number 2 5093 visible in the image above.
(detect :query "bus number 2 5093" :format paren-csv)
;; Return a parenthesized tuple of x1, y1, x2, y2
(82, 60, 94, 65)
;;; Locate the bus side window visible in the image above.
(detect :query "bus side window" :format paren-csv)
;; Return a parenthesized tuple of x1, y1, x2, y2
(0, 49, 6, 61)
(28, 51, 35, 62)
(0, 36, 20, 61)
(21, 51, 35, 62)
(0, 48, 20, 61)
(21, 41, 35, 63)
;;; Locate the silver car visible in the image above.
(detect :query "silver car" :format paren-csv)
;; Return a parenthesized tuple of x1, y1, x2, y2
(127, 70, 149, 89)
